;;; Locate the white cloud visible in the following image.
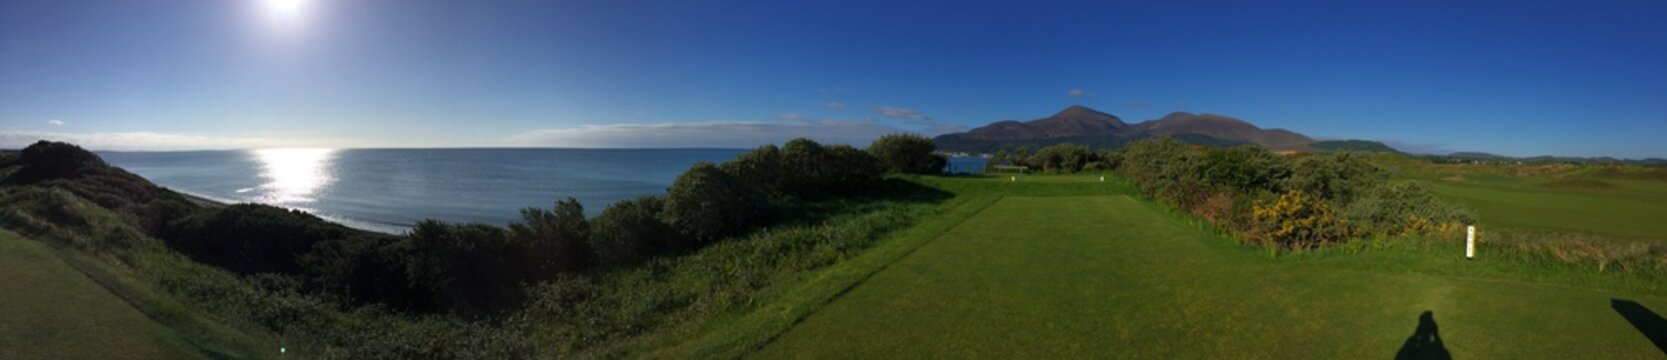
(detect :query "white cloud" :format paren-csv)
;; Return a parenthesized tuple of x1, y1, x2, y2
(0, 130, 353, 150)
(504, 120, 913, 148)
(875, 106, 932, 121)
(47, 119, 64, 126)
(826, 102, 847, 111)
(777, 113, 806, 121)
(1067, 88, 1089, 98)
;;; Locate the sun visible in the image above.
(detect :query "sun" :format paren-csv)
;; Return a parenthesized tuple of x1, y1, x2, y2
(262, 0, 308, 20)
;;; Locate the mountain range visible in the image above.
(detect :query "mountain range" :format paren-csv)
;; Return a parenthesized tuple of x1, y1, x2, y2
(932, 105, 1375, 154)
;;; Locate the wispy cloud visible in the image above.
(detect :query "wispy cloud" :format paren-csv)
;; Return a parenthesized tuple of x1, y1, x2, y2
(875, 106, 932, 121)
(0, 130, 354, 150)
(1067, 88, 1090, 98)
(777, 113, 806, 121)
(826, 102, 847, 111)
(504, 120, 912, 148)
(47, 119, 64, 126)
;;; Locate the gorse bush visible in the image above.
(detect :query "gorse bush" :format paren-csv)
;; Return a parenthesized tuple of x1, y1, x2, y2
(506, 197, 595, 276)
(1253, 190, 1349, 248)
(1343, 182, 1474, 237)
(1115, 137, 1472, 250)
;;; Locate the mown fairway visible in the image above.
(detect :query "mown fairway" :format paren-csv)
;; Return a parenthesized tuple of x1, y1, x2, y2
(0, 229, 199, 359)
(754, 187, 1667, 357)
(1422, 176, 1667, 242)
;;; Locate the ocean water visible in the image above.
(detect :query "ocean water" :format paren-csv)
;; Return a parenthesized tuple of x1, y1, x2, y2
(100, 148, 746, 233)
(100, 148, 988, 234)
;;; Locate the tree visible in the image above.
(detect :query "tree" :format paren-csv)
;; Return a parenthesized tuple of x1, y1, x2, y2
(663, 162, 768, 242)
(867, 133, 946, 174)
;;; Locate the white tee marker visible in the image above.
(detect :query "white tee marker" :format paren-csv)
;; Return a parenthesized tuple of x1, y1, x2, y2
(1465, 225, 1476, 259)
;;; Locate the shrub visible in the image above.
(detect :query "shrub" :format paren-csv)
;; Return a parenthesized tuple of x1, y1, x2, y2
(866, 133, 945, 174)
(406, 220, 527, 317)
(161, 204, 355, 275)
(1253, 190, 1349, 248)
(1024, 143, 1098, 173)
(1118, 138, 1209, 206)
(1342, 182, 1474, 236)
(507, 197, 596, 277)
(663, 162, 768, 243)
(1202, 145, 1290, 194)
(720, 144, 788, 198)
(589, 195, 678, 266)
(1283, 152, 1387, 204)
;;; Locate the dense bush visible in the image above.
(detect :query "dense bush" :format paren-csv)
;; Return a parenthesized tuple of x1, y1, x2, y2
(589, 195, 678, 266)
(406, 221, 529, 317)
(866, 133, 947, 174)
(1343, 182, 1474, 236)
(1253, 190, 1349, 248)
(1117, 138, 1472, 250)
(1202, 145, 1290, 194)
(664, 162, 769, 243)
(1024, 143, 1099, 173)
(507, 198, 596, 277)
(161, 204, 362, 275)
(721, 139, 882, 200)
(1283, 152, 1387, 204)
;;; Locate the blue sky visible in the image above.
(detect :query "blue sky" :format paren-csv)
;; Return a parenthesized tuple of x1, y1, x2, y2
(1, 0, 1664, 157)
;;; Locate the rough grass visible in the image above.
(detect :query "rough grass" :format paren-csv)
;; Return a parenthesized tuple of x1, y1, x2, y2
(0, 229, 200, 359)
(754, 195, 1667, 358)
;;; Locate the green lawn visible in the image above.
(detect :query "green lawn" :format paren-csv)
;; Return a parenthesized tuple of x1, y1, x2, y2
(752, 194, 1667, 358)
(0, 229, 200, 359)
(1422, 176, 1667, 242)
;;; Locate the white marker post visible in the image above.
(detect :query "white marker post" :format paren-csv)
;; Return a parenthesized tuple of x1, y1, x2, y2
(1465, 225, 1476, 260)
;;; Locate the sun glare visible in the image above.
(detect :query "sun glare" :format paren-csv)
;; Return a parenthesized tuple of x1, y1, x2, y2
(251, 148, 335, 205)
(264, 0, 308, 18)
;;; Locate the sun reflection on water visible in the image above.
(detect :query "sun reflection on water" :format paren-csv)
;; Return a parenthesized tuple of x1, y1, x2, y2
(251, 148, 336, 205)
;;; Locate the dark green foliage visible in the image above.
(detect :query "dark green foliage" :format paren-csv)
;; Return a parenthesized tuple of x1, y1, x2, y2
(507, 197, 596, 277)
(1311, 139, 1401, 153)
(1202, 145, 1290, 194)
(590, 196, 678, 266)
(721, 144, 788, 197)
(824, 144, 886, 192)
(867, 133, 946, 174)
(161, 204, 360, 275)
(1022, 143, 1100, 173)
(11, 141, 106, 180)
(1118, 137, 1209, 206)
(406, 220, 527, 317)
(721, 140, 883, 199)
(664, 162, 768, 243)
(1284, 152, 1388, 204)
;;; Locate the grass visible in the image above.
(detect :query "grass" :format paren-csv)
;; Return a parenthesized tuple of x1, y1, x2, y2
(0, 228, 200, 359)
(1376, 158, 1667, 242)
(752, 194, 1667, 357)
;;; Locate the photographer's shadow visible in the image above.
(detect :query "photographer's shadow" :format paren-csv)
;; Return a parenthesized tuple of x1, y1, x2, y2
(1395, 311, 1452, 360)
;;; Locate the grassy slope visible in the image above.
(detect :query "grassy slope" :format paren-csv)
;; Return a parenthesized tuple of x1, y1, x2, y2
(751, 179, 1667, 357)
(0, 229, 199, 359)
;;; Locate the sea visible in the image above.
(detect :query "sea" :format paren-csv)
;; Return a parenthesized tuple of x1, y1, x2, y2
(101, 148, 987, 234)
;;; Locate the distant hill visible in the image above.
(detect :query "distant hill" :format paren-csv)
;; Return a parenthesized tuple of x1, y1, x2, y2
(934, 105, 1322, 153)
(1310, 140, 1402, 154)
